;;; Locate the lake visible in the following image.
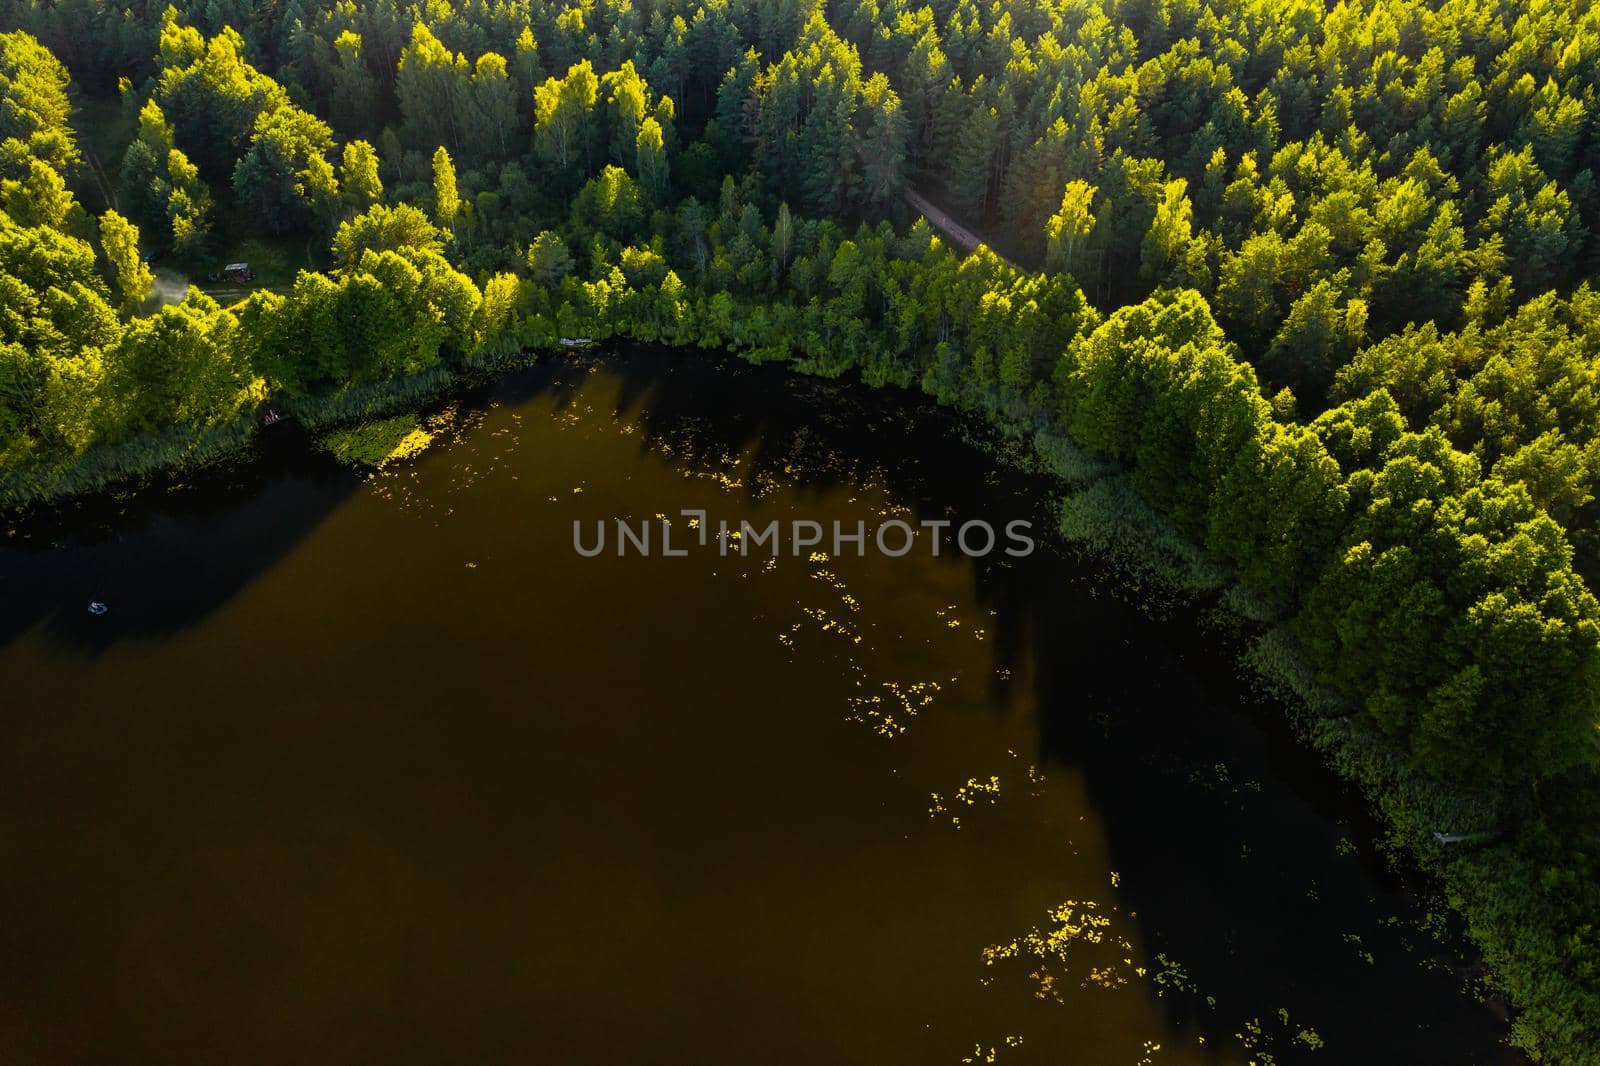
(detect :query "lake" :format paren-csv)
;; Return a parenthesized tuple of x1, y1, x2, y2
(0, 347, 1521, 1064)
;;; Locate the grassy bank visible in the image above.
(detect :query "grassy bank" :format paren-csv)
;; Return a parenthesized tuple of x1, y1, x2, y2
(1, 361, 506, 513)
(0, 414, 259, 512)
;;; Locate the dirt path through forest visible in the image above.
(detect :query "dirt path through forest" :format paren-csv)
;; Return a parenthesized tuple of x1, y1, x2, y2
(904, 188, 1016, 267)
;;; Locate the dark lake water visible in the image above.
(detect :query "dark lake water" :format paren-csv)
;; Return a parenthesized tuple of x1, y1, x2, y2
(0, 347, 1522, 1064)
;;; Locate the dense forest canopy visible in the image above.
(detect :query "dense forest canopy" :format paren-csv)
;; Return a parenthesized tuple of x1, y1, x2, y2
(2, 0, 1599, 1060)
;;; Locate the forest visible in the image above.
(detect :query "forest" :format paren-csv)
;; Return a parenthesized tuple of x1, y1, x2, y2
(0, 0, 1598, 1059)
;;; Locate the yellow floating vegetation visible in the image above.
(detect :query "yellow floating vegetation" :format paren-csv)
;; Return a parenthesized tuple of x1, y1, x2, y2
(981, 900, 1138, 1005)
(382, 426, 434, 465)
(960, 1036, 1024, 1064)
(954, 775, 1001, 805)
(848, 679, 942, 738)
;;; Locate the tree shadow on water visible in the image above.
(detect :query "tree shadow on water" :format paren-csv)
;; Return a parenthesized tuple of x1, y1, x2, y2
(0, 346, 850, 664)
(0, 346, 795, 664)
(1001, 531, 1525, 1063)
(0, 424, 363, 660)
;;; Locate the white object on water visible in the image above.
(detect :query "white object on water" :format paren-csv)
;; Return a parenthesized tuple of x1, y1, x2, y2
(87, 602, 108, 615)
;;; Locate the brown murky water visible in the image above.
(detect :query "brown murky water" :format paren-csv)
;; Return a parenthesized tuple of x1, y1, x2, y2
(0, 348, 1520, 1064)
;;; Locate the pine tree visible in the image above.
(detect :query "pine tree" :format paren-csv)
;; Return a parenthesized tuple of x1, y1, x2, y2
(1045, 180, 1097, 276)
(635, 117, 668, 202)
(330, 31, 377, 137)
(856, 73, 908, 210)
(431, 146, 459, 234)
(340, 140, 383, 214)
(97, 210, 153, 311)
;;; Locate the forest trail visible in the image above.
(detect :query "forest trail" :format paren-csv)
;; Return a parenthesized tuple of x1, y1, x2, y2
(904, 188, 1016, 267)
(80, 138, 116, 214)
